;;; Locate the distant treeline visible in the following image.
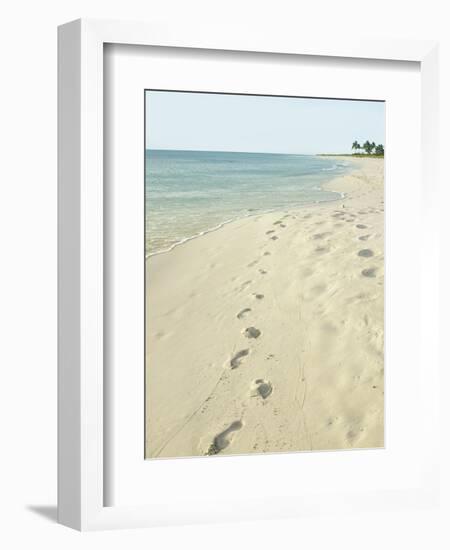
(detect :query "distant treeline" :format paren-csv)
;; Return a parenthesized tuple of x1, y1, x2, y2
(352, 140, 384, 156)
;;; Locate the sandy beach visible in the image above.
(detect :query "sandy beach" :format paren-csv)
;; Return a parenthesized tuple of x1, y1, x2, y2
(145, 157, 384, 458)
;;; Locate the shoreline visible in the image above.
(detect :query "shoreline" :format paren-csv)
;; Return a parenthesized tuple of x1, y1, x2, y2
(145, 157, 384, 458)
(145, 160, 356, 259)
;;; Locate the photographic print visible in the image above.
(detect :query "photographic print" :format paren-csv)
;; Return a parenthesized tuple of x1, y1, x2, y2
(145, 91, 384, 459)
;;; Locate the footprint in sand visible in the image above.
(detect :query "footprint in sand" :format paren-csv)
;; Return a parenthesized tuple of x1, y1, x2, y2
(361, 268, 377, 278)
(280, 223, 286, 228)
(312, 232, 331, 240)
(252, 379, 273, 399)
(253, 293, 264, 300)
(259, 269, 267, 275)
(247, 259, 259, 267)
(273, 221, 283, 225)
(230, 349, 250, 369)
(266, 230, 275, 235)
(237, 280, 252, 291)
(263, 251, 271, 256)
(270, 236, 278, 241)
(236, 308, 251, 319)
(358, 234, 371, 241)
(243, 327, 261, 339)
(358, 249, 374, 258)
(356, 224, 368, 229)
(206, 420, 243, 455)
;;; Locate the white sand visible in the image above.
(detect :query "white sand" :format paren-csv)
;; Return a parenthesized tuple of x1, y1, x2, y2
(145, 157, 384, 458)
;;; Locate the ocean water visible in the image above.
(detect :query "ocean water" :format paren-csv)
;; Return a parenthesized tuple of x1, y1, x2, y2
(145, 150, 352, 255)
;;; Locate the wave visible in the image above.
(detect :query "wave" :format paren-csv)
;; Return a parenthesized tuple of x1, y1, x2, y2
(146, 190, 347, 259)
(146, 218, 236, 258)
(322, 161, 350, 171)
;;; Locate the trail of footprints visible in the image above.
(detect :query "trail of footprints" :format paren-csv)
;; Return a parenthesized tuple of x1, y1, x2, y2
(331, 209, 379, 278)
(206, 217, 289, 455)
(208, 207, 380, 454)
(354, 221, 377, 277)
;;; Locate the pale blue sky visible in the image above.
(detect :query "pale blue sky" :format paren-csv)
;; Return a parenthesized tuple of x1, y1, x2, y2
(145, 91, 384, 155)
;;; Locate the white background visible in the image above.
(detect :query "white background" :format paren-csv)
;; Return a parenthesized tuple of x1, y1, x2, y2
(1, 0, 449, 548)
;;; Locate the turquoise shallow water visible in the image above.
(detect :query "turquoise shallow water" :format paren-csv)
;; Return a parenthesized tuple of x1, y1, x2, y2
(145, 150, 352, 255)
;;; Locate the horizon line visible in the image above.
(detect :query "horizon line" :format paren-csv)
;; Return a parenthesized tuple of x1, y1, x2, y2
(145, 148, 351, 156)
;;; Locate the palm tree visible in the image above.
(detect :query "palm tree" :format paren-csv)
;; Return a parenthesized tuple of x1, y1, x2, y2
(363, 140, 372, 155)
(351, 140, 361, 155)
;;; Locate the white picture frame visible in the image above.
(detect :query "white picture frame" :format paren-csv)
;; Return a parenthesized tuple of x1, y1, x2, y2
(58, 18, 440, 531)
